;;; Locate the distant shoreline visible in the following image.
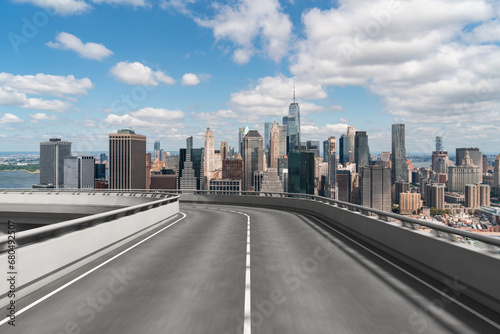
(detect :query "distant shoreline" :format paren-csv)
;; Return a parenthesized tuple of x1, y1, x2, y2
(0, 169, 40, 174)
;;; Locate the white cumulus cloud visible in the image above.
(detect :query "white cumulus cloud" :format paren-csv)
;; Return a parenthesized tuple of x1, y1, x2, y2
(110, 62, 175, 86)
(47, 32, 113, 60)
(195, 0, 292, 64)
(182, 73, 200, 86)
(0, 113, 23, 125)
(12, 0, 92, 15)
(230, 74, 327, 116)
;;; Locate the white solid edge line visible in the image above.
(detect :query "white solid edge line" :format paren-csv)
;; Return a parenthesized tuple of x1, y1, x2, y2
(309, 215, 500, 330)
(241, 213, 251, 334)
(0, 212, 187, 327)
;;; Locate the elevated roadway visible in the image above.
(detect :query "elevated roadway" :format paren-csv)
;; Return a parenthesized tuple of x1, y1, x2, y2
(1, 204, 499, 334)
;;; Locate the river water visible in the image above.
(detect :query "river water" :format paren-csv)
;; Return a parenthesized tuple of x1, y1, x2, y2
(0, 170, 39, 188)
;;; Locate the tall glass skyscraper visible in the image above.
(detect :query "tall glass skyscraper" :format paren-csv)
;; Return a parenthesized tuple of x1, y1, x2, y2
(339, 134, 350, 166)
(287, 88, 301, 153)
(391, 123, 407, 184)
(355, 131, 370, 173)
(242, 130, 264, 191)
(288, 151, 315, 195)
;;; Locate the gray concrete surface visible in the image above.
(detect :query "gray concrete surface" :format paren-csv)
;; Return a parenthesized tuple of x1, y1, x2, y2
(1, 204, 498, 333)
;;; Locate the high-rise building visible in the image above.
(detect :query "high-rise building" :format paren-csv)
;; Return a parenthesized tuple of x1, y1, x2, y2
(264, 122, 272, 152)
(94, 163, 106, 180)
(447, 149, 480, 193)
(228, 146, 235, 158)
(288, 88, 301, 152)
(432, 151, 451, 175)
(222, 156, 243, 180)
(483, 156, 489, 174)
(465, 184, 480, 208)
(494, 154, 500, 187)
(323, 140, 329, 163)
(359, 165, 391, 212)
(203, 128, 215, 188)
(64, 156, 95, 189)
(456, 147, 483, 182)
(100, 153, 107, 163)
(426, 183, 445, 210)
(400, 192, 422, 215)
(154, 141, 161, 161)
(326, 136, 336, 199)
(269, 121, 280, 169)
(242, 130, 264, 191)
(465, 183, 491, 208)
(179, 136, 198, 190)
(394, 180, 410, 204)
(355, 131, 370, 173)
(260, 168, 283, 193)
(277, 124, 287, 158)
(39, 138, 72, 188)
(146, 152, 151, 189)
(480, 184, 491, 207)
(221, 141, 228, 161)
(239, 127, 245, 154)
(435, 136, 443, 151)
(347, 126, 355, 163)
(109, 129, 146, 189)
(288, 151, 315, 194)
(391, 123, 407, 184)
(339, 135, 349, 166)
(306, 141, 320, 158)
(336, 170, 351, 202)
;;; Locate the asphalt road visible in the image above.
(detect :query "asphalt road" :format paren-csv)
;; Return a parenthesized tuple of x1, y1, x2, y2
(1, 204, 499, 334)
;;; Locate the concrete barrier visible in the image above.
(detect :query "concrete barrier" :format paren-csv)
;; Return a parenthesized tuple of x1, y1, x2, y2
(0, 198, 179, 308)
(180, 194, 500, 314)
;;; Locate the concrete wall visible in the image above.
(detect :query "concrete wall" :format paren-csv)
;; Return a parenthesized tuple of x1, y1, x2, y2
(0, 200, 179, 308)
(180, 194, 500, 313)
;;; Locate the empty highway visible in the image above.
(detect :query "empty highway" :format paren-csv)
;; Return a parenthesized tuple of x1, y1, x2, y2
(1, 204, 499, 333)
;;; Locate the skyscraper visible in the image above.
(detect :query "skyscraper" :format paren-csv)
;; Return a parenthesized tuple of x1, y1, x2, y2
(323, 140, 329, 163)
(426, 183, 445, 210)
(447, 149, 480, 193)
(326, 136, 336, 199)
(391, 123, 407, 184)
(154, 141, 161, 161)
(495, 154, 500, 187)
(264, 122, 272, 152)
(64, 156, 95, 189)
(288, 88, 301, 152)
(109, 129, 146, 189)
(288, 151, 315, 194)
(242, 130, 264, 191)
(347, 126, 355, 163)
(306, 141, 320, 158)
(239, 127, 245, 154)
(221, 141, 228, 161)
(179, 136, 197, 190)
(277, 124, 287, 158)
(339, 134, 349, 166)
(39, 138, 72, 188)
(100, 153, 107, 163)
(435, 136, 443, 151)
(203, 128, 215, 188)
(354, 131, 370, 173)
(359, 165, 391, 212)
(269, 121, 280, 169)
(179, 137, 203, 190)
(456, 147, 483, 182)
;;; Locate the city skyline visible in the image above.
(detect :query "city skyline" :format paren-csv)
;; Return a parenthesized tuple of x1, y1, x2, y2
(1, 0, 500, 153)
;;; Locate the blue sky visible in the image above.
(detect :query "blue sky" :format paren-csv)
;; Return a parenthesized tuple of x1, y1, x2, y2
(1, 0, 500, 154)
